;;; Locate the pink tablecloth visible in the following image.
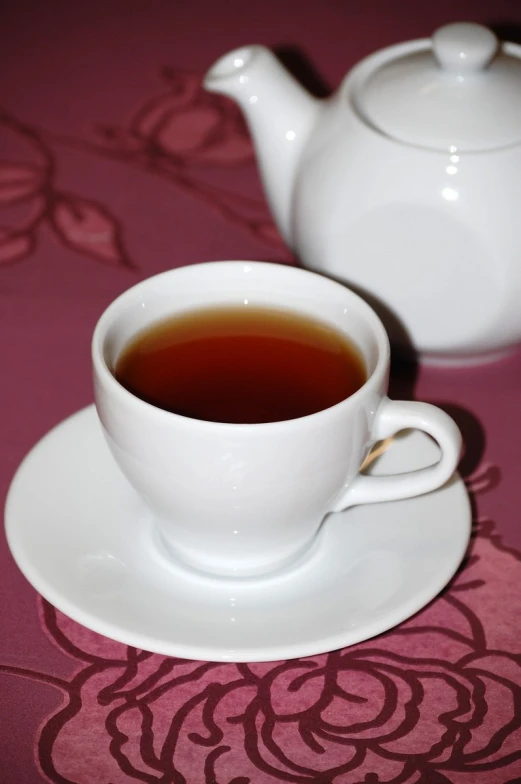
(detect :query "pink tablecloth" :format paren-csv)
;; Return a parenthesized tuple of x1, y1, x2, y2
(2, 1, 521, 781)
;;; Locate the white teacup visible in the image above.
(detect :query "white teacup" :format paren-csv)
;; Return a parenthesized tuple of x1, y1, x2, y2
(92, 261, 461, 578)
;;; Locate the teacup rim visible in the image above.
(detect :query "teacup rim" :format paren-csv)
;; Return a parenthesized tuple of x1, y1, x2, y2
(92, 260, 391, 431)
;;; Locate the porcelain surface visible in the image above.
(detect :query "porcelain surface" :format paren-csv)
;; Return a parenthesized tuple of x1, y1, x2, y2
(92, 261, 460, 578)
(205, 24, 521, 363)
(5, 406, 471, 662)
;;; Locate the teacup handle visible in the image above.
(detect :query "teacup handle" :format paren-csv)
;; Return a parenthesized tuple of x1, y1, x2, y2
(330, 398, 462, 511)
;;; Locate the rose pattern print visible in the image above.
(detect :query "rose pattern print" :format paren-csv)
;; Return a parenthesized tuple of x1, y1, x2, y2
(130, 68, 253, 165)
(0, 466, 519, 783)
(0, 67, 287, 270)
(66, 67, 286, 251)
(1, 63, 521, 783)
(0, 111, 132, 268)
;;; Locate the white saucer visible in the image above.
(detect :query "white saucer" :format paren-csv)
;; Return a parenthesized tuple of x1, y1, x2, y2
(5, 406, 471, 662)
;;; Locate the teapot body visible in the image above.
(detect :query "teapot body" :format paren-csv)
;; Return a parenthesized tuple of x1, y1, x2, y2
(291, 57, 521, 363)
(205, 31, 521, 362)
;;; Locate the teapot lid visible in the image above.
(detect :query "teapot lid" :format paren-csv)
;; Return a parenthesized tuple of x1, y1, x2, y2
(357, 22, 521, 151)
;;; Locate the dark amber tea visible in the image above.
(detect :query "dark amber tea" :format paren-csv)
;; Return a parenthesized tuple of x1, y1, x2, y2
(115, 306, 366, 424)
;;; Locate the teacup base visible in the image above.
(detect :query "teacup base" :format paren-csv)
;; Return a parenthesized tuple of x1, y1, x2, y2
(153, 523, 325, 582)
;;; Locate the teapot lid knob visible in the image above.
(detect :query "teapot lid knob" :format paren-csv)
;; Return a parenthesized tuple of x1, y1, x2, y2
(433, 22, 498, 71)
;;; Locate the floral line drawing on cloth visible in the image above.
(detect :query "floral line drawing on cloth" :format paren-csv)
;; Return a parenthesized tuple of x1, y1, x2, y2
(1, 464, 521, 783)
(0, 110, 133, 269)
(47, 67, 288, 254)
(0, 67, 289, 271)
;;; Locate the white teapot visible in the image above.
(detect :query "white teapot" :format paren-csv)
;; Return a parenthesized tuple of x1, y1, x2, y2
(205, 23, 521, 364)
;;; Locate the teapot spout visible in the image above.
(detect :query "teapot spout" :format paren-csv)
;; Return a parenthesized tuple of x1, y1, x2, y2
(204, 46, 319, 243)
